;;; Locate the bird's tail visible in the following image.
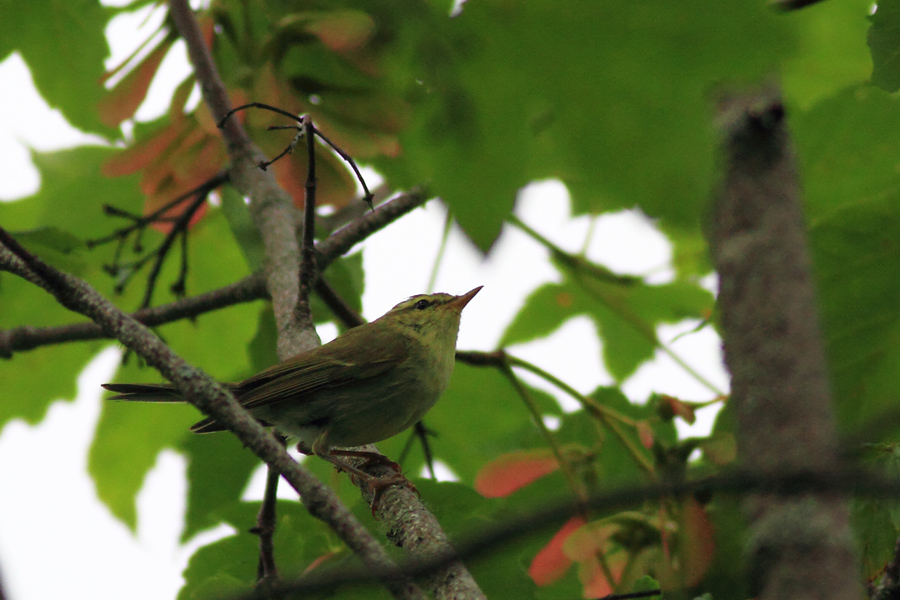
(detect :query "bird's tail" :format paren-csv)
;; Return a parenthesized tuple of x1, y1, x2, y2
(102, 383, 185, 403)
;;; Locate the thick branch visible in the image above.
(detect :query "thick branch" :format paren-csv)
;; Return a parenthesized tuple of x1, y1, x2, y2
(711, 87, 860, 599)
(169, 0, 313, 358)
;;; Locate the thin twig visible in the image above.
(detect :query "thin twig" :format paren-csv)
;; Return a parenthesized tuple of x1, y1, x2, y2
(254, 455, 283, 583)
(86, 171, 229, 249)
(296, 115, 318, 334)
(218, 102, 374, 207)
(496, 358, 590, 508)
(139, 190, 207, 307)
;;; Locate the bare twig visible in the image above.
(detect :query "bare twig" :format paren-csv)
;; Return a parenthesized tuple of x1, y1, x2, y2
(0, 189, 427, 359)
(296, 115, 318, 334)
(218, 102, 374, 207)
(86, 171, 229, 249)
(253, 440, 284, 584)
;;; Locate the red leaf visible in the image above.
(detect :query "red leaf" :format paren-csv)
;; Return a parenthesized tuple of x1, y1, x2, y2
(636, 420, 654, 449)
(680, 497, 715, 586)
(528, 516, 586, 586)
(474, 449, 560, 498)
(102, 120, 189, 177)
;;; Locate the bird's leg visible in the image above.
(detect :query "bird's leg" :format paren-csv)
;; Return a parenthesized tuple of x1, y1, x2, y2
(329, 448, 403, 474)
(309, 432, 417, 511)
(308, 435, 374, 481)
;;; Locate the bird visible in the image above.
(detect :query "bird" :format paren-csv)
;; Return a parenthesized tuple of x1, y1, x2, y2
(103, 287, 481, 483)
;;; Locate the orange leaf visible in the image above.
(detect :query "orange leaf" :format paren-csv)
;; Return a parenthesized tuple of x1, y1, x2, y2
(474, 449, 560, 498)
(303, 10, 375, 52)
(528, 516, 586, 586)
(102, 119, 190, 177)
(98, 39, 174, 127)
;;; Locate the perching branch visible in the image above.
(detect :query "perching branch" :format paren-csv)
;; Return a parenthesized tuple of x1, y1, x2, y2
(0, 227, 425, 600)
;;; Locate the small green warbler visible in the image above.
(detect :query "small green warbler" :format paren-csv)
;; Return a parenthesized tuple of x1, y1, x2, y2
(103, 287, 481, 480)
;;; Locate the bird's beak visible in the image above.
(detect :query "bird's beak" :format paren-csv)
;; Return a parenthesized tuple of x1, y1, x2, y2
(446, 286, 483, 312)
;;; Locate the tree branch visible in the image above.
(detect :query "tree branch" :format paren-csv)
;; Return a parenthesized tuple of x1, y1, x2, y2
(0, 229, 425, 600)
(0, 189, 426, 359)
(169, 0, 314, 358)
(711, 86, 860, 600)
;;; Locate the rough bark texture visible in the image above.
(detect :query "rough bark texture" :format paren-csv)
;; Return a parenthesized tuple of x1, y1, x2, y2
(711, 87, 861, 600)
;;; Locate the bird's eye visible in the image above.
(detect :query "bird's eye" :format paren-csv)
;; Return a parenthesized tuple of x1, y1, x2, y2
(414, 299, 430, 310)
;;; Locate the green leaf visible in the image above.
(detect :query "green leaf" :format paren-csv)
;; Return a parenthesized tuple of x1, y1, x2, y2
(502, 277, 713, 382)
(869, 0, 900, 92)
(0, 0, 116, 136)
(13, 226, 87, 275)
(852, 445, 900, 578)
(90, 375, 196, 528)
(178, 500, 380, 600)
(781, 0, 873, 108)
(810, 192, 900, 431)
(374, 0, 792, 250)
(631, 575, 660, 593)
(499, 284, 579, 349)
(247, 306, 278, 373)
(179, 432, 261, 542)
(793, 86, 900, 221)
(313, 252, 365, 326)
(0, 272, 104, 427)
(219, 186, 265, 271)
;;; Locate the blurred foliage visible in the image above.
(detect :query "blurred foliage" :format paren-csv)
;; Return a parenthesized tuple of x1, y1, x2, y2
(2, 0, 900, 598)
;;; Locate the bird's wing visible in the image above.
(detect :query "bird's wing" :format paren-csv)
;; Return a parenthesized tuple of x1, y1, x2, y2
(234, 323, 409, 411)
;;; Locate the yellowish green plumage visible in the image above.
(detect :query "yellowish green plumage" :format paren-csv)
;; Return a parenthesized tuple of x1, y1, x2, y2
(103, 287, 481, 478)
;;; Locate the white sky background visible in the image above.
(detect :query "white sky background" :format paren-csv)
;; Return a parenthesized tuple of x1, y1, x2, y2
(0, 4, 729, 599)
